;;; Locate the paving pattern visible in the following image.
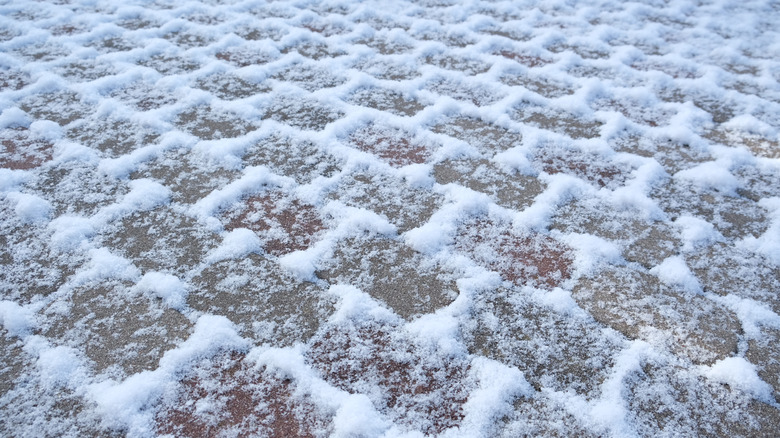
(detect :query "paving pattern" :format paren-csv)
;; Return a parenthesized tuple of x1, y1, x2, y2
(1, 0, 780, 436)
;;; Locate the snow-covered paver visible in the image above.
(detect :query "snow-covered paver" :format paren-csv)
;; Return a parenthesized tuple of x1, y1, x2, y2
(1, 0, 780, 436)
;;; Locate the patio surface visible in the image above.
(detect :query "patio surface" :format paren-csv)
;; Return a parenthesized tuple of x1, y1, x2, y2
(1, 0, 780, 436)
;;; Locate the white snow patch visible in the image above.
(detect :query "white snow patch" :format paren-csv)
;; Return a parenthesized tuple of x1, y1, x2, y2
(0, 107, 30, 128)
(69, 248, 141, 286)
(674, 215, 722, 251)
(590, 341, 655, 436)
(650, 256, 702, 293)
(557, 232, 622, 276)
(538, 287, 582, 316)
(37, 345, 88, 390)
(0, 169, 30, 192)
(674, 161, 739, 195)
(0, 300, 36, 337)
(405, 311, 463, 357)
(6, 191, 51, 224)
(49, 215, 95, 251)
(739, 197, 780, 265)
(702, 357, 774, 403)
(453, 357, 532, 438)
(328, 284, 398, 325)
(206, 228, 262, 263)
(332, 394, 391, 438)
(134, 272, 189, 310)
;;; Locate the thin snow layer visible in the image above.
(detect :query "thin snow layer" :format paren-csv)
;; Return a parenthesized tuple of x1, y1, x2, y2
(1, 0, 780, 436)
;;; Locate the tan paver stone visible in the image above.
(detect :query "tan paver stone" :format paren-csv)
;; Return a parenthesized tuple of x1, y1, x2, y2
(116, 17, 161, 30)
(190, 254, 334, 345)
(531, 146, 628, 188)
(592, 97, 675, 128)
(414, 29, 476, 48)
(348, 87, 426, 117)
(300, 20, 351, 37)
(176, 105, 258, 140)
(195, 73, 271, 101)
(352, 58, 420, 81)
(427, 77, 502, 107)
(434, 158, 544, 211)
(424, 53, 491, 75)
(214, 47, 277, 67)
(329, 171, 443, 232)
(551, 199, 680, 268)
(612, 135, 711, 175)
(705, 128, 780, 160)
(465, 287, 622, 398)
(627, 362, 780, 437)
(500, 74, 575, 99)
(688, 243, 780, 315)
(431, 115, 523, 155)
(623, 221, 680, 269)
(67, 118, 160, 158)
(548, 43, 611, 60)
(237, 25, 289, 42)
(54, 60, 117, 82)
(495, 50, 552, 68)
(0, 214, 80, 303)
(316, 236, 458, 319)
(734, 166, 780, 201)
(0, 329, 29, 396)
(0, 69, 29, 91)
(43, 281, 193, 376)
(746, 329, 780, 400)
(138, 54, 201, 75)
(514, 102, 603, 139)
(242, 135, 341, 184)
(1, 379, 119, 438)
(573, 266, 740, 364)
(632, 59, 703, 79)
(354, 36, 414, 55)
(29, 162, 130, 217)
(657, 88, 737, 124)
(654, 183, 768, 239)
(132, 148, 240, 205)
(100, 206, 219, 276)
(280, 40, 345, 60)
(163, 30, 214, 49)
(109, 81, 177, 111)
(13, 42, 70, 63)
(271, 63, 346, 92)
(498, 396, 599, 438)
(20, 91, 91, 126)
(263, 97, 344, 131)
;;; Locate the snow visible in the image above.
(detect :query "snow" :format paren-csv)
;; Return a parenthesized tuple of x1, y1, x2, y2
(650, 255, 702, 294)
(0, 300, 36, 336)
(7, 191, 51, 223)
(206, 227, 262, 262)
(674, 160, 740, 194)
(134, 272, 189, 310)
(674, 214, 722, 251)
(702, 357, 774, 403)
(1, 0, 779, 436)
